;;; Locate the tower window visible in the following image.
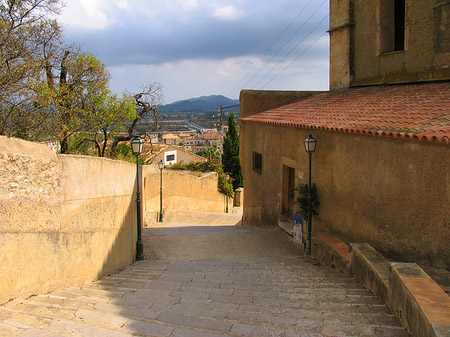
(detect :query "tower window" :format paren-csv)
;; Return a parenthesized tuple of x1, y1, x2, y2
(379, 0, 406, 53)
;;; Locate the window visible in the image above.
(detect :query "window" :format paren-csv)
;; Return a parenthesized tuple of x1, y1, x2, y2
(164, 150, 177, 165)
(379, 0, 405, 53)
(253, 152, 262, 174)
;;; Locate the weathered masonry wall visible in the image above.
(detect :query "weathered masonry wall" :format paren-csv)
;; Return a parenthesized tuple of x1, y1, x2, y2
(143, 166, 232, 224)
(330, 0, 450, 89)
(0, 136, 137, 304)
(240, 122, 450, 270)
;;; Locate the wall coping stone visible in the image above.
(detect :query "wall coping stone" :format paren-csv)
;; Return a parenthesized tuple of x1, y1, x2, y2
(312, 230, 450, 337)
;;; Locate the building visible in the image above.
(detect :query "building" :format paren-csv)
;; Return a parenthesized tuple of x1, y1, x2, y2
(202, 131, 223, 150)
(140, 143, 206, 167)
(162, 133, 180, 145)
(239, 0, 449, 269)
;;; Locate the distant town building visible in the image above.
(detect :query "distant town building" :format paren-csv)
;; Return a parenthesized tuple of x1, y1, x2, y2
(140, 143, 206, 167)
(161, 133, 179, 145)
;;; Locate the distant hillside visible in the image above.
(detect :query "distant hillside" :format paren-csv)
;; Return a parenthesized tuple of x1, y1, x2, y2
(159, 95, 239, 113)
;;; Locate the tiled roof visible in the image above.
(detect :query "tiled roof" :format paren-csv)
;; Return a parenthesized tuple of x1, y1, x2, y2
(240, 82, 450, 144)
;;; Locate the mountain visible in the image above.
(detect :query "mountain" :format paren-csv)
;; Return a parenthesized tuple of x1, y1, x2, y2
(159, 95, 239, 113)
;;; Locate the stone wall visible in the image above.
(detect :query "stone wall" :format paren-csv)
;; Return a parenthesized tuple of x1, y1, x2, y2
(240, 123, 450, 270)
(142, 166, 231, 224)
(0, 136, 137, 304)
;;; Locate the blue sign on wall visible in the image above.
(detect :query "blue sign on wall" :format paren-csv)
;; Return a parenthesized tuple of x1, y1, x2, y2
(293, 212, 303, 241)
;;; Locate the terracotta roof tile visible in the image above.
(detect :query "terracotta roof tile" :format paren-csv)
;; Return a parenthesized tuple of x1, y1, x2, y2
(240, 82, 450, 144)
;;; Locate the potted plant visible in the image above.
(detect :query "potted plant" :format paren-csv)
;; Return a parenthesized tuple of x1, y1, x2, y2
(289, 183, 320, 221)
(288, 183, 320, 240)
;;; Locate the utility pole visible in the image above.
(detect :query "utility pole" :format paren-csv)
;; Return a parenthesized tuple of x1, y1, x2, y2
(218, 104, 240, 135)
(219, 104, 223, 131)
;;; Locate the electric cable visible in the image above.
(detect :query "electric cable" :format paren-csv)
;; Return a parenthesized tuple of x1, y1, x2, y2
(226, 0, 316, 98)
(253, 13, 329, 89)
(262, 27, 328, 89)
(245, 0, 328, 90)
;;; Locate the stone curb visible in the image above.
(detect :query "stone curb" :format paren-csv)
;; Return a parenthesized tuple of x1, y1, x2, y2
(349, 243, 390, 305)
(311, 231, 450, 337)
(312, 231, 349, 274)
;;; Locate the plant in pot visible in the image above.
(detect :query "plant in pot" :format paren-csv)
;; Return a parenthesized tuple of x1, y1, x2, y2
(289, 183, 320, 221)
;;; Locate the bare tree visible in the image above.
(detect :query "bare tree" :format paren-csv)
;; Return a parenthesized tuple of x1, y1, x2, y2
(110, 82, 164, 156)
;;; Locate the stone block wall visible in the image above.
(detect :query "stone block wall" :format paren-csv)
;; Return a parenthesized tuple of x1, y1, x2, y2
(0, 136, 137, 304)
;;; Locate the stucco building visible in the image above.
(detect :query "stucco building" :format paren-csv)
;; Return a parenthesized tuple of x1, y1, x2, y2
(140, 143, 206, 167)
(239, 0, 449, 269)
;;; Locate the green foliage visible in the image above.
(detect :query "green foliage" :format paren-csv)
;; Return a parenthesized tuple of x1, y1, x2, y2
(0, 0, 147, 158)
(196, 146, 221, 162)
(222, 112, 243, 190)
(288, 183, 320, 221)
(115, 143, 143, 164)
(169, 161, 233, 196)
(0, 0, 63, 138)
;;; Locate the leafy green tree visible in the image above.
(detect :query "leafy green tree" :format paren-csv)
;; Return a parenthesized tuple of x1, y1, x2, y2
(222, 112, 243, 190)
(0, 0, 63, 138)
(0, 0, 162, 155)
(72, 92, 136, 157)
(35, 50, 111, 153)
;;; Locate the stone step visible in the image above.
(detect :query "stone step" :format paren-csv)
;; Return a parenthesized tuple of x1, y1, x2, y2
(0, 220, 409, 337)
(3, 292, 409, 337)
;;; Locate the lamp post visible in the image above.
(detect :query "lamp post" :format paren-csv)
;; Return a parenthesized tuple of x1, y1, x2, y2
(131, 136, 145, 261)
(226, 174, 230, 213)
(158, 160, 164, 222)
(304, 134, 317, 256)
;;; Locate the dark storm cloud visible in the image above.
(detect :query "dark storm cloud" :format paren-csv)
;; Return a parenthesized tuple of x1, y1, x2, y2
(63, 0, 329, 67)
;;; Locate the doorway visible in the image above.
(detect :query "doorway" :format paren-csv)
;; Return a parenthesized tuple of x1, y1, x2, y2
(281, 165, 295, 219)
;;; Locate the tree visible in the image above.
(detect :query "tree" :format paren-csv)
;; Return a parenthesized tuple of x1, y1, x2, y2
(35, 49, 111, 153)
(222, 112, 243, 190)
(0, 0, 63, 138)
(110, 83, 163, 157)
(70, 92, 136, 157)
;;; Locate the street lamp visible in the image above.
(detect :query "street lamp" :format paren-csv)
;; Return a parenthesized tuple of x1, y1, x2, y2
(226, 175, 230, 213)
(131, 136, 145, 261)
(304, 134, 317, 256)
(158, 160, 164, 222)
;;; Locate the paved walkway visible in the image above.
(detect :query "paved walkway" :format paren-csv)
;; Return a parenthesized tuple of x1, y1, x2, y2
(0, 211, 409, 336)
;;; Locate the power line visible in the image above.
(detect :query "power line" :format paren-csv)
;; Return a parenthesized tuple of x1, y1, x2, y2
(245, 0, 327, 91)
(262, 26, 328, 89)
(226, 0, 315, 98)
(252, 12, 328, 89)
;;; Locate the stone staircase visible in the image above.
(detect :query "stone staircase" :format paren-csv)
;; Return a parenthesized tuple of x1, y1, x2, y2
(0, 212, 410, 336)
(0, 257, 409, 337)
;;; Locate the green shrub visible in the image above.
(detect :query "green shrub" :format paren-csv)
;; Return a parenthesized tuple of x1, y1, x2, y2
(288, 183, 320, 221)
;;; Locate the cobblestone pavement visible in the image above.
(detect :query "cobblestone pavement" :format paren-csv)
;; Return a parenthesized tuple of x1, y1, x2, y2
(0, 214, 410, 336)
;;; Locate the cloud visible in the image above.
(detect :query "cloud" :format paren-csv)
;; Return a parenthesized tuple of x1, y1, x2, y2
(59, 0, 112, 30)
(108, 48, 329, 103)
(213, 5, 244, 21)
(59, 0, 330, 102)
(182, 0, 199, 11)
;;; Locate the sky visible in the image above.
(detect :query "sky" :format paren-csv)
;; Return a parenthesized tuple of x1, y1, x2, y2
(58, 0, 330, 104)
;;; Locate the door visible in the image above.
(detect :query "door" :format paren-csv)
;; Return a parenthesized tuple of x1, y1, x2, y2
(281, 165, 295, 219)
